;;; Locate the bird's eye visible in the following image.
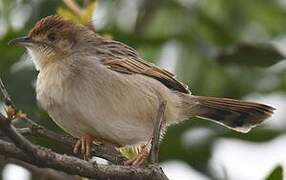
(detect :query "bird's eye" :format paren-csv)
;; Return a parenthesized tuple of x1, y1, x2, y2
(47, 33, 56, 41)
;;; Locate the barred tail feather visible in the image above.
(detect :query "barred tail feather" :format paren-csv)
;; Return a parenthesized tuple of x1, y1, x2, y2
(180, 95, 275, 133)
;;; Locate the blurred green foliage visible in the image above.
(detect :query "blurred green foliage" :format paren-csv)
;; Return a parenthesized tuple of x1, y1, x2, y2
(0, 0, 286, 179)
(215, 43, 285, 67)
(266, 166, 283, 180)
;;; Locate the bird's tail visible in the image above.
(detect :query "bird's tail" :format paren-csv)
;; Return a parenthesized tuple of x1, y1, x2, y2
(178, 95, 275, 133)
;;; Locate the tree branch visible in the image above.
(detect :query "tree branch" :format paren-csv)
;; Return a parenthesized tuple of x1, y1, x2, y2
(0, 78, 15, 109)
(0, 121, 167, 180)
(7, 159, 78, 180)
(18, 125, 127, 165)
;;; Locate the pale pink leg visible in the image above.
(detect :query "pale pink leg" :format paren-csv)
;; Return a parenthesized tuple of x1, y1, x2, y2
(73, 133, 93, 160)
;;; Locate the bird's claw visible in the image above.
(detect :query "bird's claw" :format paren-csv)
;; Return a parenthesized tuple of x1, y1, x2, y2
(124, 144, 150, 167)
(73, 133, 93, 160)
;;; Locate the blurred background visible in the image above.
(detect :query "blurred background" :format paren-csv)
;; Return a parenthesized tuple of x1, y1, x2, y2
(0, 0, 286, 179)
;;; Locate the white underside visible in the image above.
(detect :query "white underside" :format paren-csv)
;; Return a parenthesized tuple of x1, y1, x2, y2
(27, 48, 41, 71)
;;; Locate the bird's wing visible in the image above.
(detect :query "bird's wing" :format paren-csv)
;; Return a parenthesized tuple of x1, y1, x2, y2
(96, 39, 190, 94)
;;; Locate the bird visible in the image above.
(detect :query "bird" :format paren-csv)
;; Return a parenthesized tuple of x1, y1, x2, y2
(9, 15, 275, 166)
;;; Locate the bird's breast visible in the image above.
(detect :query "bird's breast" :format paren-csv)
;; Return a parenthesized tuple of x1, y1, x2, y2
(36, 65, 66, 110)
(34, 60, 181, 146)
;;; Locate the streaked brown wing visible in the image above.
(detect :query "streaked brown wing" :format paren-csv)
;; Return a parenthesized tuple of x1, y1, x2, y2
(101, 57, 190, 94)
(95, 38, 190, 94)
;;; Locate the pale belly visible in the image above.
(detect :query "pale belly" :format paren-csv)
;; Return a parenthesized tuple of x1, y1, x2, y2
(46, 104, 154, 146)
(36, 78, 159, 146)
(36, 63, 179, 147)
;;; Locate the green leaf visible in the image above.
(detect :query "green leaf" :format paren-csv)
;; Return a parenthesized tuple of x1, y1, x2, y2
(266, 165, 283, 180)
(215, 43, 284, 67)
(56, 7, 81, 23)
(56, 1, 96, 26)
(119, 146, 141, 159)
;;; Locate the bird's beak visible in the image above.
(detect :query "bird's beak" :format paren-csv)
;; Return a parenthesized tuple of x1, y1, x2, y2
(8, 36, 34, 47)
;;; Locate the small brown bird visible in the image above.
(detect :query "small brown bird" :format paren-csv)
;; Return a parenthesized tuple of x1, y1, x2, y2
(9, 16, 275, 166)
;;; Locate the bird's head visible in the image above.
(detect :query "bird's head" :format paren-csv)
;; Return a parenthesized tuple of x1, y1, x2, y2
(9, 15, 91, 70)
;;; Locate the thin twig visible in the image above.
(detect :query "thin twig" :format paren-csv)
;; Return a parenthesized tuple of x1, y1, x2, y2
(0, 77, 35, 124)
(148, 99, 167, 164)
(0, 113, 42, 163)
(63, 0, 96, 30)
(63, 0, 83, 16)
(0, 77, 16, 109)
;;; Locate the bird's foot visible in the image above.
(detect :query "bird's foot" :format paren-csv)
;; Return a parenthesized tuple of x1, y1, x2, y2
(73, 133, 93, 160)
(125, 144, 150, 167)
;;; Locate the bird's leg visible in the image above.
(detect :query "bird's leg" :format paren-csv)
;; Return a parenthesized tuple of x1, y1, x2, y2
(73, 133, 93, 160)
(125, 139, 152, 167)
(125, 100, 166, 166)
